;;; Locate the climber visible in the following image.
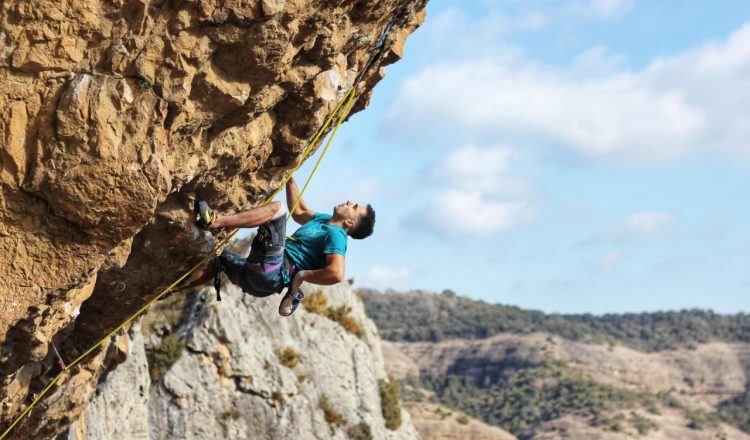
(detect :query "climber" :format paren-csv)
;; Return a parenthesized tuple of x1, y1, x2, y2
(177, 176, 375, 317)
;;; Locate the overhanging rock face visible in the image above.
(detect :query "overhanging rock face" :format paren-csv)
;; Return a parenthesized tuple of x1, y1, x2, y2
(0, 0, 426, 437)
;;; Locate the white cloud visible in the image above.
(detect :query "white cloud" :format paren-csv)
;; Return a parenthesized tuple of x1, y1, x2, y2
(305, 172, 383, 208)
(573, 0, 634, 19)
(578, 210, 677, 246)
(364, 265, 412, 289)
(407, 144, 534, 237)
(430, 144, 528, 196)
(426, 189, 531, 236)
(570, 46, 628, 76)
(385, 22, 750, 162)
(348, 176, 382, 201)
(418, 0, 630, 61)
(624, 211, 676, 235)
(600, 251, 624, 271)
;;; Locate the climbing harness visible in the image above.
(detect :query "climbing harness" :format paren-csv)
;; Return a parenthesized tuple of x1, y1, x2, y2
(0, 19, 396, 440)
(213, 258, 224, 302)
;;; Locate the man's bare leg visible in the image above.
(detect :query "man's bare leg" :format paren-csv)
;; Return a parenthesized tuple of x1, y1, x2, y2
(169, 260, 217, 294)
(210, 201, 283, 229)
(171, 201, 285, 295)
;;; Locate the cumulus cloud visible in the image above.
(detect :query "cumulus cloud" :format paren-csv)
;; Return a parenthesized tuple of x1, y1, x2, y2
(624, 211, 676, 235)
(572, 0, 634, 19)
(570, 46, 628, 76)
(308, 173, 383, 208)
(419, 0, 630, 61)
(406, 144, 534, 237)
(385, 22, 750, 162)
(579, 210, 677, 246)
(426, 189, 531, 235)
(364, 265, 412, 289)
(600, 251, 624, 271)
(430, 144, 529, 196)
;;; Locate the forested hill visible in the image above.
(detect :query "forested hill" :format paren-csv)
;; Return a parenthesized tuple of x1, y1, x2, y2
(358, 289, 750, 352)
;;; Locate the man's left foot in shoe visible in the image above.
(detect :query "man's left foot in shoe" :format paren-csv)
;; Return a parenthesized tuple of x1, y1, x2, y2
(279, 289, 305, 317)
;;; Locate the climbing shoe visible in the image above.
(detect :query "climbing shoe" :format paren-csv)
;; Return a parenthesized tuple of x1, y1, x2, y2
(279, 289, 304, 317)
(194, 200, 215, 230)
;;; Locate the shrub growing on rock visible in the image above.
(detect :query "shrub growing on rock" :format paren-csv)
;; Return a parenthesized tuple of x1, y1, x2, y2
(276, 347, 299, 369)
(319, 394, 345, 430)
(348, 422, 373, 440)
(147, 333, 184, 381)
(302, 290, 328, 314)
(303, 291, 364, 338)
(327, 305, 363, 338)
(379, 378, 402, 430)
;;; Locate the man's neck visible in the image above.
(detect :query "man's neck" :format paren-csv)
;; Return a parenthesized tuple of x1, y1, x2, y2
(327, 218, 347, 230)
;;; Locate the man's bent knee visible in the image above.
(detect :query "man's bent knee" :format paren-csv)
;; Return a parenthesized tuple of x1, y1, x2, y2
(270, 201, 286, 221)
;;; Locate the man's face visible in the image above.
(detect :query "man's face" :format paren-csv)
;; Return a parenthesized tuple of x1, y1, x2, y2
(334, 200, 367, 224)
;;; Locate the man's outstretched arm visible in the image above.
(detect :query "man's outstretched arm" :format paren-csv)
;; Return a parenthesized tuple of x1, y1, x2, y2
(286, 176, 315, 225)
(290, 254, 345, 291)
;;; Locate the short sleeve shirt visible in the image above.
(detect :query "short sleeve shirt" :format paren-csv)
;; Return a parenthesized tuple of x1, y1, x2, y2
(284, 213, 347, 270)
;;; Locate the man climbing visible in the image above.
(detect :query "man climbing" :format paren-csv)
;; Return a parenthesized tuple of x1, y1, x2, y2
(183, 176, 375, 317)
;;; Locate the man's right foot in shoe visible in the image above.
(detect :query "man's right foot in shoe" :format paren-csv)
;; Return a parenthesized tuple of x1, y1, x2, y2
(279, 289, 304, 317)
(194, 200, 216, 230)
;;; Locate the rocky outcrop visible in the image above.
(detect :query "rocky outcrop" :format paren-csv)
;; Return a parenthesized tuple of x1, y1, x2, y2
(67, 282, 418, 439)
(0, 0, 426, 437)
(66, 323, 151, 440)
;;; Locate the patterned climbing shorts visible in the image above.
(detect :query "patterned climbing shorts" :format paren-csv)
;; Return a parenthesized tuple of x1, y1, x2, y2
(218, 215, 288, 297)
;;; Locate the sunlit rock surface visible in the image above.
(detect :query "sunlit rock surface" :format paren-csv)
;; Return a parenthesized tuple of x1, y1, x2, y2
(0, 0, 426, 437)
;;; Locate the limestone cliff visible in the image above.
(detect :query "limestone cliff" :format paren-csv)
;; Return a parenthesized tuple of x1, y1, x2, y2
(0, 0, 426, 437)
(66, 283, 419, 439)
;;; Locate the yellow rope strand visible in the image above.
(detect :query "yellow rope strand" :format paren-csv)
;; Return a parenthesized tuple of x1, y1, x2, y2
(0, 88, 358, 440)
(288, 90, 356, 221)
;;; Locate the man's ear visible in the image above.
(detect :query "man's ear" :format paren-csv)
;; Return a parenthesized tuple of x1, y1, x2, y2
(343, 218, 354, 230)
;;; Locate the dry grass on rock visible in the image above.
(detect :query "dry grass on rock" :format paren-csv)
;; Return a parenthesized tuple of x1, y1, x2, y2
(303, 291, 364, 338)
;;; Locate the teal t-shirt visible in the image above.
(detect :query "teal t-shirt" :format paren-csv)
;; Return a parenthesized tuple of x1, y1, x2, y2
(285, 213, 347, 271)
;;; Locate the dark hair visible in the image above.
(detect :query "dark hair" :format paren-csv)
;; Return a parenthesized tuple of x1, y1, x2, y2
(350, 204, 375, 239)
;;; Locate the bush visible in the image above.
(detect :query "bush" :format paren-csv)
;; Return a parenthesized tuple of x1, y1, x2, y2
(379, 379, 402, 430)
(319, 395, 345, 430)
(303, 292, 364, 338)
(327, 305, 363, 338)
(147, 333, 184, 381)
(136, 77, 152, 91)
(348, 422, 373, 440)
(685, 409, 720, 430)
(718, 387, 750, 432)
(457, 414, 470, 425)
(630, 412, 658, 435)
(276, 347, 299, 369)
(418, 360, 650, 438)
(302, 290, 328, 314)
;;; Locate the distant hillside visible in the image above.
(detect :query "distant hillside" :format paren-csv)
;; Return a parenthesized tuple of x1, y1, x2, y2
(365, 289, 750, 439)
(359, 289, 750, 352)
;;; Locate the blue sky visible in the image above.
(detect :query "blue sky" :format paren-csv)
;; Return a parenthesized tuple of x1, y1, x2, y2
(280, 0, 750, 314)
